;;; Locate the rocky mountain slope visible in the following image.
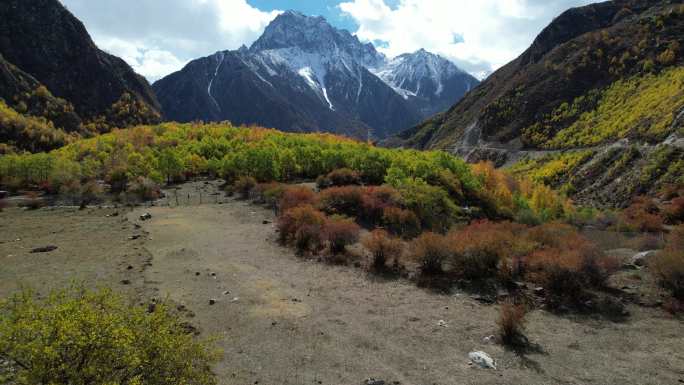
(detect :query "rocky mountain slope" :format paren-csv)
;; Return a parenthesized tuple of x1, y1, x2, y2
(153, 11, 478, 139)
(396, 0, 684, 207)
(0, 0, 161, 151)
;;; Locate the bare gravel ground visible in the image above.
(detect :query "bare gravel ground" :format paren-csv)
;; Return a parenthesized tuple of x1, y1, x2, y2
(1, 181, 683, 385)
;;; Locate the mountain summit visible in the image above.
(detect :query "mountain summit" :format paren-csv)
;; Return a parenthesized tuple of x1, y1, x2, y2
(153, 11, 478, 139)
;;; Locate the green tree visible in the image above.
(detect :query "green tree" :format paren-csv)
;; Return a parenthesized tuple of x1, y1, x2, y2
(158, 148, 184, 184)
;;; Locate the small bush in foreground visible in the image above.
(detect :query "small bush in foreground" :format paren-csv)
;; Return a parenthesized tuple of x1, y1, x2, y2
(233, 176, 257, 200)
(0, 286, 219, 385)
(324, 217, 361, 255)
(279, 186, 317, 212)
(409, 232, 452, 274)
(497, 301, 527, 347)
(360, 186, 401, 225)
(651, 226, 684, 299)
(362, 229, 404, 271)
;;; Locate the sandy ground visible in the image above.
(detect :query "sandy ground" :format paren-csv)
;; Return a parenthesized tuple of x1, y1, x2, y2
(1, 181, 683, 385)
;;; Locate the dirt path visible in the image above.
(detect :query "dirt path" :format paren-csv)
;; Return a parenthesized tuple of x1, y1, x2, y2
(130, 190, 684, 385)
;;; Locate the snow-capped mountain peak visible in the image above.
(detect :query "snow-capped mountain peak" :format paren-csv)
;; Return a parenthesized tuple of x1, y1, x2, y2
(154, 11, 480, 140)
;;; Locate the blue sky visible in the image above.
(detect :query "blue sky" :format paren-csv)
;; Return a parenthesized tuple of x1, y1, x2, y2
(59, 0, 596, 81)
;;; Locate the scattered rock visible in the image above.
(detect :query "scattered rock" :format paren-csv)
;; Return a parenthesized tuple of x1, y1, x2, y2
(468, 351, 496, 369)
(231, 297, 239, 302)
(437, 320, 448, 327)
(30, 245, 58, 253)
(483, 335, 496, 343)
(120, 279, 131, 285)
(129, 235, 141, 240)
(134, 224, 142, 229)
(139, 213, 152, 221)
(195, 272, 201, 276)
(262, 220, 271, 224)
(363, 379, 385, 385)
(223, 290, 231, 295)
(210, 272, 217, 277)
(126, 265, 134, 270)
(209, 299, 217, 305)
(106, 211, 119, 217)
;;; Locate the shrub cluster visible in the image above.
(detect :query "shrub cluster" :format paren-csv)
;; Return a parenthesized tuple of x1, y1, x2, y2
(316, 168, 360, 189)
(0, 286, 219, 385)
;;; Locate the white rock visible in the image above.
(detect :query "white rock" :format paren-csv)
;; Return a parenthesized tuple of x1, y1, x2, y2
(468, 351, 496, 369)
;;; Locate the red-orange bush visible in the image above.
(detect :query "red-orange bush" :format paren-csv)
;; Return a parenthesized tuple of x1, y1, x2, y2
(316, 168, 360, 189)
(277, 205, 326, 253)
(524, 223, 617, 307)
(651, 225, 684, 299)
(665, 197, 684, 224)
(382, 207, 421, 239)
(360, 186, 401, 225)
(362, 229, 404, 271)
(279, 186, 318, 212)
(497, 301, 527, 346)
(409, 232, 452, 274)
(318, 186, 363, 217)
(620, 196, 664, 233)
(324, 217, 361, 254)
(448, 221, 530, 280)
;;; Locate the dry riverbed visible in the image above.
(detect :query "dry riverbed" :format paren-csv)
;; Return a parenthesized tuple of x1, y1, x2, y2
(1, 181, 683, 385)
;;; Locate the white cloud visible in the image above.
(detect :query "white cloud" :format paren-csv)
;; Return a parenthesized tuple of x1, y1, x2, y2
(339, 0, 596, 78)
(61, 0, 282, 81)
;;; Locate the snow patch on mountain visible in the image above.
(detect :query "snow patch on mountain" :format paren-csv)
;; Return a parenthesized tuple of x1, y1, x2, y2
(207, 51, 225, 110)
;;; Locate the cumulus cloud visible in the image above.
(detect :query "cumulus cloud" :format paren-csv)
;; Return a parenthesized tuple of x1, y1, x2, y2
(60, 0, 281, 81)
(339, 0, 597, 78)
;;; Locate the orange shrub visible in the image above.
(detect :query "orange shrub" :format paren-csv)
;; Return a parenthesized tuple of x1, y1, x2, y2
(409, 232, 452, 274)
(277, 205, 326, 253)
(279, 186, 318, 212)
(318, 186, 363, 217)
(360, 186, 401, 225)
(23, 191, 45, 210)
(620, 196, 664, 233)
(382, 207, 421, 239)
(448, 221, 530, 280)
(524, 223, 617, 307)
(323, 217, 361, 254)
(665, 197, 684, 224)
(651, 225, 684, 299)
(362, 229, 404, 271)
(497, 301, 527, 347)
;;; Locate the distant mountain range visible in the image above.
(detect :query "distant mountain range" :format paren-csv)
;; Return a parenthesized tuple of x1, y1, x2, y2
(153, 11, 479, 139)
